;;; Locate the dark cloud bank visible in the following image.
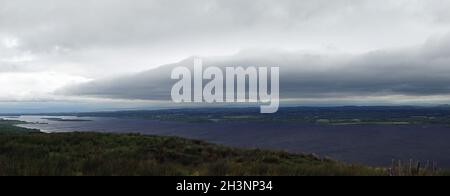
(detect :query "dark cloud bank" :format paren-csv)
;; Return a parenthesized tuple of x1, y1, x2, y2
(58, 35, 450, 104)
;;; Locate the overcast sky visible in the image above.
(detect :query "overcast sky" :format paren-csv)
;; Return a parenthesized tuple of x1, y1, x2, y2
(2, 0, 450, 112)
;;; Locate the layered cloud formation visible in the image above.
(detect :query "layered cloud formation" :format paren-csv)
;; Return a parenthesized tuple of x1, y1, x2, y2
(59, 35, 450, 105)
(1, 0, 450, 110)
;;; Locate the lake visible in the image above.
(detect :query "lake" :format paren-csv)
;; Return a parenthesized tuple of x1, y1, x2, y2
(3, 115, 450, 168)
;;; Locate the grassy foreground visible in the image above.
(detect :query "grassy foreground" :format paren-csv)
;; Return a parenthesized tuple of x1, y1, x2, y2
(0, 119, 445, 176)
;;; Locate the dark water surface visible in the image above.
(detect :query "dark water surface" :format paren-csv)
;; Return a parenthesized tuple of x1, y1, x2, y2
(4, 115, 450, 167)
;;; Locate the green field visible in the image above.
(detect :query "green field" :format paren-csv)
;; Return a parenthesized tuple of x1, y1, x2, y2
(0, 119, 446, 176)
(0, 119, 40, 134)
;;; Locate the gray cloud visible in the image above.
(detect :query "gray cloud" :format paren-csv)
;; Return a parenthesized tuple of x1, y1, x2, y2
(2, 0, 449, 77)
(2, 0, 450, 105)
(1, 0, 449, 54)
(58, 35, 450, 103)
